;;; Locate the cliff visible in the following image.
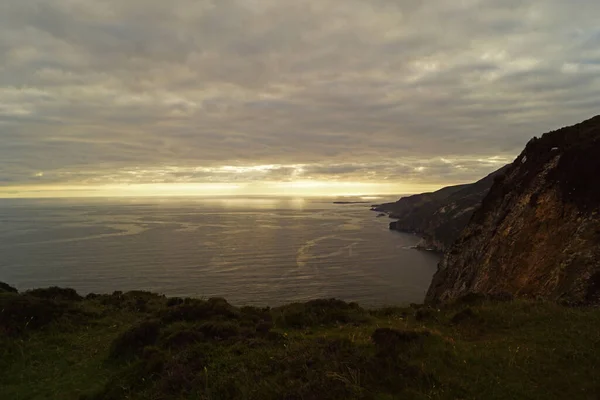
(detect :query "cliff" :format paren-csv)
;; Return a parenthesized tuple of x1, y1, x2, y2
(427, 115, 600, 304)
(374, 166, 508, 252)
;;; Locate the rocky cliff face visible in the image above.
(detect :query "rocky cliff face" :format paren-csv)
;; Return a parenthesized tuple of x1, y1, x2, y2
(374, 167, 508, 252)
(426, 116, 600, 305)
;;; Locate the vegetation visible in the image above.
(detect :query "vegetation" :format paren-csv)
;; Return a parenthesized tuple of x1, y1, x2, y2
(1, 284, 599, 399)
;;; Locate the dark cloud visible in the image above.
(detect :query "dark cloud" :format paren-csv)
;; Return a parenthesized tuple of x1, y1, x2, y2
(1, 0, 599, 195)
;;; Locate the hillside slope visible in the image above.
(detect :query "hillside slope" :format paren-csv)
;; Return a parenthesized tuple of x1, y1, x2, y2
(427, 115, 600, 304)
(1, 285, 599, 399)
(374, 166, 508, 252)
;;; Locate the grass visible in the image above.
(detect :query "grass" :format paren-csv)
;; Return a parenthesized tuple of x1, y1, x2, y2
(1, 285, 599, 400)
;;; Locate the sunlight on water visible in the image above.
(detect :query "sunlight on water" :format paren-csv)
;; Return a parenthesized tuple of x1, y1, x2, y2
(0, 196, 440, 306)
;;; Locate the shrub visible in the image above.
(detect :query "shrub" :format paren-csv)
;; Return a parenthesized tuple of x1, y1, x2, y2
(161, 297, 239, 323)
(109, 319, 161, 360)
(85, 346, 167, 400)
(163, 329, 204, 348)
(198, 321, 240, 340)
(415, 308, 436, 321)
(122, 291, 162, 311)
(260, 331, 283, 343)
(26, 286, 82, 301)
(139, 346, 167, 376)
(454, 292, 487, 305)
(240, 305, 272, 325)
(124, 290, 163, 300)
(450, 308, 478, 325)
(255, 320, 273, 335)
(157, 345, 208, 395)
(371, 328, 430, 355)
(0, 282, 18, 294)
(0, 293, 64, 335)
(370, 306, 409, 318)
(275, 299, 370, 328)
(166, 297, 184, 307)
(95, 292, 126, 307)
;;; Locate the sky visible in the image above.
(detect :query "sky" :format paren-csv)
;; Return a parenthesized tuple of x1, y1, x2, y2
(1, 0, 599, 198)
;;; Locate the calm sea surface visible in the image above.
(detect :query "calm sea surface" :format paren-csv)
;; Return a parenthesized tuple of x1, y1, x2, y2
(0, 197, 440, 306)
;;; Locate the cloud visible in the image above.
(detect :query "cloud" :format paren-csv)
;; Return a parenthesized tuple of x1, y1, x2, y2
(1, 0, 599, 194)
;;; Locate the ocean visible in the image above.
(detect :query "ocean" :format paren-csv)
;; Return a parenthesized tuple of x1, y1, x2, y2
(0, 196, 440, 306)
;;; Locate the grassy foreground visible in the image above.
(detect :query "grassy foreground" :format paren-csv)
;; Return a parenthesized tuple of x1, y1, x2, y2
(1, 283, 599, 400)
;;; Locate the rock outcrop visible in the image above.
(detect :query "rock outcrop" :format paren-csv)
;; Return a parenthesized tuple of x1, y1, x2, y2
(426, 116, 600, 305)
(374, 166, 508, 252)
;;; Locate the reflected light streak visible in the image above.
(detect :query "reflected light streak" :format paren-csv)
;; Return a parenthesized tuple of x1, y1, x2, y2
(0, 181, 447, 198)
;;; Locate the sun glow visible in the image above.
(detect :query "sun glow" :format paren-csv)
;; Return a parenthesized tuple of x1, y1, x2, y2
(0, 180, 446, 199)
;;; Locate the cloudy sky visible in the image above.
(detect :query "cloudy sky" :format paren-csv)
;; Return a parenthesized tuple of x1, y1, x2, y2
(1, 0, 599, 197)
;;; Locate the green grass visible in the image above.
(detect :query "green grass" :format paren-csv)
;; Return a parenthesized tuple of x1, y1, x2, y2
(1, 287, 599, 400)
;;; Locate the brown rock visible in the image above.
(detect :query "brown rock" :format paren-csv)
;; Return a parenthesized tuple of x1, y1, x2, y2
(426, 115, 600, 305)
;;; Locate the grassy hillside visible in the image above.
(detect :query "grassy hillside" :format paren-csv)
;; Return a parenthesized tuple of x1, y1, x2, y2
(1, 284, 599, 400)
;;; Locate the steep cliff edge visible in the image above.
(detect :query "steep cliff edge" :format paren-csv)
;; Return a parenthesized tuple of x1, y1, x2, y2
(374, 167, 508, 252)
(426, 116, 600, 304)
